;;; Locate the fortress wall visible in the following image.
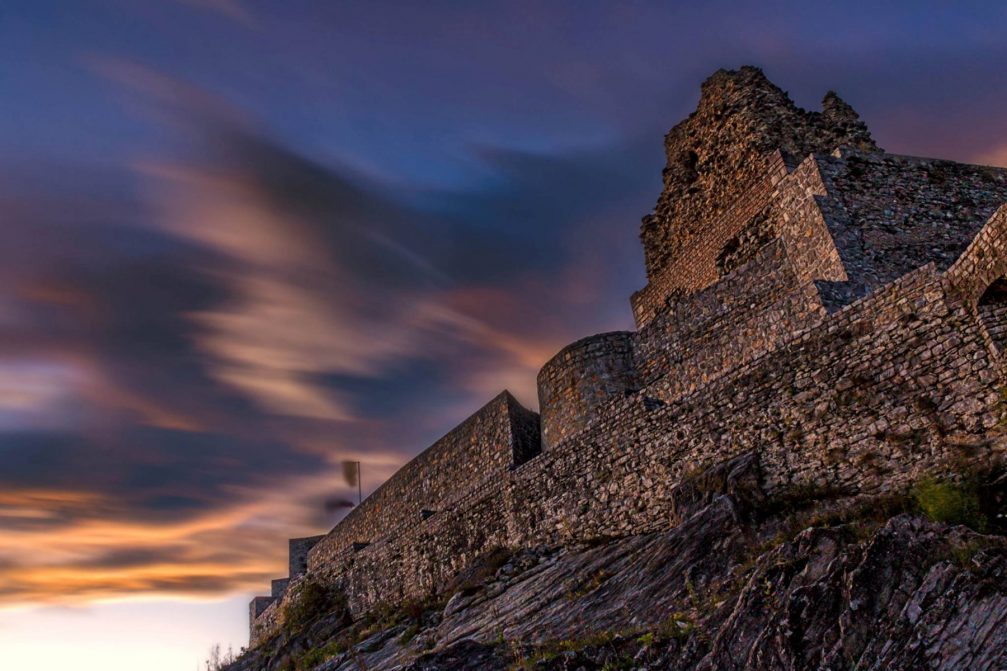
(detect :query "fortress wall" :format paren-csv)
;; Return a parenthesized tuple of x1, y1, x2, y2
(508, 265, 1004, 547)
(253, 263, 1005, 642)
(247, 71, 1007, 649)
(629, 153, 853, 400)
(289, 536, 323, 577)
(250, 598, 279, 647)
(639, 67, 876, 282)
(318, 475, 514, 613)
(307, 392, 536, 572)
(632, 151, 788, 328)
(634, 238, 825, 401)
(271, 578, 289, 599)
(816, 151, 1007, 297)
(537, 332, 639, 450)
(769, 155, 849, 287)
(946, 204, 1007, 303)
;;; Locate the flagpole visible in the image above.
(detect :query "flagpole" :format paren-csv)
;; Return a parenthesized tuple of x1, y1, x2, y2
(357, 461, 362, 506)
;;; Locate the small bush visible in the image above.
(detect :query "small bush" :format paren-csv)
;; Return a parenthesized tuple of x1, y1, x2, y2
(398, 623, 419, 645)
(911, 478, 986, 531)
(283, 580, 347, 632)
(296, 641, 344, 670)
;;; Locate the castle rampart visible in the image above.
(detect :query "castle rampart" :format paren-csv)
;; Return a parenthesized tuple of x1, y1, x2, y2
(634, 238, 824, 401)
(289, 536, 323, 578)
(306, 391, 539, 573)
(246, 68, 1007, 648)
(631, 150, 790, 327)
(537, 331, 639, 450)
(253, 250, 1006, 630)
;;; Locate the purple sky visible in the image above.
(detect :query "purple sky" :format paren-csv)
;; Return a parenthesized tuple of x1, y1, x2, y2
(3, 2, 1007, 668)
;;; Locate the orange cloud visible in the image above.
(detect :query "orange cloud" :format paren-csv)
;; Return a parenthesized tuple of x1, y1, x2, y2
(0, 469, 349, 608)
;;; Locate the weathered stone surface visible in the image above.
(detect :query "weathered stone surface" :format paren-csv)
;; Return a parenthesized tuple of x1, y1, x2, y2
(640, 66, 876, 282)
(226, 464, 1007, 671)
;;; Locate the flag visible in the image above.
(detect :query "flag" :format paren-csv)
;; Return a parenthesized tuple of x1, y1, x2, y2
(341, 460, 359, 487)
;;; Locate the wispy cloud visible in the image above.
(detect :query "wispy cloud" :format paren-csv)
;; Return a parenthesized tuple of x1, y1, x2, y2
(0, 56, 649, 608)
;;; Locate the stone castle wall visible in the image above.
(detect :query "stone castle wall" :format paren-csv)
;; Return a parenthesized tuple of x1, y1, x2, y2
(307, 392, 539, 569)
(639, 66, 876, 282)
(631, 150, 789, 327)
(247, 68, 1007, 647)
(300, 255, 1006, 624)
(537, 331, 639, 450)
(633, 238, 824, 401)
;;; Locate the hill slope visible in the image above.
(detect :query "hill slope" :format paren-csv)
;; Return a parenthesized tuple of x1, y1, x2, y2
(225, 453, 1007, 671)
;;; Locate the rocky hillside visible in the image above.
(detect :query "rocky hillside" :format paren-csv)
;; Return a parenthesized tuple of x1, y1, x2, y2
(225, 454, 1007, 671)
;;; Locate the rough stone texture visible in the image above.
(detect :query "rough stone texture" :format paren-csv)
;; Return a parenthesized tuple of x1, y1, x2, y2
(270, 579, 289, 599)
(226, 455, 1007, 671)
(639, 66, 876, 283)
(289, 537, 324, 578)
(306, 392, 539, 573)
(537, 331, 638, 450)
(633, 238, 824, 398)
(817, 149, 1007, 298)
(249, 597, 278, 647)
(631, 150, 790, 327)
(245, 67, 1007, 651)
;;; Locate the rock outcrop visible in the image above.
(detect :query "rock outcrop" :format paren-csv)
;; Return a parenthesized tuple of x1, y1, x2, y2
(225, 455, 1007, 670)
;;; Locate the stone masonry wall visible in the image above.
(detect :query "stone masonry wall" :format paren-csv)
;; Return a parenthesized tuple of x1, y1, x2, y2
(289, 536, 323, 578)
(816, 150, 1007, 303)
(257, 253, 1007, 625)
(306, 392, 539, 573)
(537, 332, 639, 450)
(634, 238, 824, 401)
(639, 66, 876, 282)
(248, 71, 1007, 647)
(631, 150, 788, 327)
(508, 264, 1006, 548)
(250, 597, 280, 646)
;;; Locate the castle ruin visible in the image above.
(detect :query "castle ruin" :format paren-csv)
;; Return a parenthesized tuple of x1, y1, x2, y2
(247, 66, 1007, 646)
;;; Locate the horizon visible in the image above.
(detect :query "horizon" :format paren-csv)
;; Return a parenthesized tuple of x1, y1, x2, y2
(4, 2, 1007, 669)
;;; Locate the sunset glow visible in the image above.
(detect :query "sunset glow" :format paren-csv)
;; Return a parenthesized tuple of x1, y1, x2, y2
(3, 2, 1007, 669)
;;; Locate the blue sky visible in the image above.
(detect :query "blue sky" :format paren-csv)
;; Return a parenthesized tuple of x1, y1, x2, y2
(3, 2, 1007, 669)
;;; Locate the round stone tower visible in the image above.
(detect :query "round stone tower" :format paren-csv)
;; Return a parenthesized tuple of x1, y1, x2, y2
(536, 331, 639, 450)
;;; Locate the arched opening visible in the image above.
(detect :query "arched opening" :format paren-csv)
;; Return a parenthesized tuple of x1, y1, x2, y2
(978, 277, 1007, 353)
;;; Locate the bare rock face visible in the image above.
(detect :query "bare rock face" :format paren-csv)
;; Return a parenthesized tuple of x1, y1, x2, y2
(225, 454, 1007, 671)
(641, 65, 877, 279)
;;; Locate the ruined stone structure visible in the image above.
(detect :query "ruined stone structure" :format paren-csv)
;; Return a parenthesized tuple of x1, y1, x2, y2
(247, 66, 1007, 646)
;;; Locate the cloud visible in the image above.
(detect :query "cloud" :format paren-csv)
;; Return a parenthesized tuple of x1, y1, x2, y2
(0, 57, 655, 609)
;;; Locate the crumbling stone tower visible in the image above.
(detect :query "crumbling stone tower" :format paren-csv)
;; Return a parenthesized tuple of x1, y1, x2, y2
(246, 67, 1007, 646)
(640, 65, 876, 284)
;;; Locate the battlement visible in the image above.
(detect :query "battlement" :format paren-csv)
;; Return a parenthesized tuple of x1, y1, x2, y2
(247, 68, 1007, 647)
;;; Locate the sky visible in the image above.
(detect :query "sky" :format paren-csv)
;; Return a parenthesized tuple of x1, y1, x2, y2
(3, 1, 1007, 669)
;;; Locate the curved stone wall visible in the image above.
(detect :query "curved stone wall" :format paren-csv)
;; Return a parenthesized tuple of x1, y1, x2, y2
(537, 331, 639, 450)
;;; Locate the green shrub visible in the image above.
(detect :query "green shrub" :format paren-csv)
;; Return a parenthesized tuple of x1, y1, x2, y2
(296, 641, 344, 670)
(911, 478, 986, 531)
(398, 624, 419, 645)
(283, 580, 347, 633)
